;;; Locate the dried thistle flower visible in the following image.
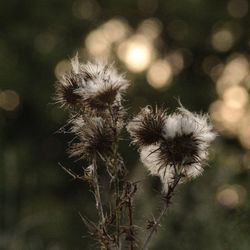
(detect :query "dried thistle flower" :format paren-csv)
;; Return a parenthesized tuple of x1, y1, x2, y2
(76, 62, 129, 110)
(55, 56, 129, 112)
(69, 116, 115, 160)
(131, 106, 216, 192)
(127, 106, 167, 147)
(54, 56, 84, 108)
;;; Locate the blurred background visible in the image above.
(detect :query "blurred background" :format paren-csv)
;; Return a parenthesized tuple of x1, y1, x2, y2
(1, 0, 250, 249)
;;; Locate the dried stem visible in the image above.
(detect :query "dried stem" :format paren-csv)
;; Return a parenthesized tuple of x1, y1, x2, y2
(114, 146, 122, 250)
(59, 163, 84, 181)
(92, 157, 105, 225)
(108, 106, 123, 250)
(141, 173, 182, 250)
(128, 196, 134, 250)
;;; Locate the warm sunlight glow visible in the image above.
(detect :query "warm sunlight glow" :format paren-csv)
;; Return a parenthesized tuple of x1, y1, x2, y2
(216, 55, 249, 95)
(85, 30, 110, 57)
(117, 35, 153, 72)
(238, 114, 250, 149)
(147, 60, 172, 88)
(210, 100, 245, 135)
(102, 18, 130, 43)
(54, 60, 71, 79)
(222, 85, 248, 109)
(138, 18, 162, 40)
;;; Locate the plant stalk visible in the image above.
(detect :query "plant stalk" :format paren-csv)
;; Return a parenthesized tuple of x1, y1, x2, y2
(141, 174, 182, 250)
(92, 157, 105, 224)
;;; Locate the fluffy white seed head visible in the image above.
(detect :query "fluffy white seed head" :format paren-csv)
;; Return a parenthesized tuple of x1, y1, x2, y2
(133, 106, 216, 193)
(76, 62, 129, 110)
(55, 56, 129, 111)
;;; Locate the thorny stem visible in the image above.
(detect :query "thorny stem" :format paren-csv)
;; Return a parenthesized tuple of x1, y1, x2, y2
(92, 157, 105, 225)
(128, 196, 134, 250)
(109, 106, 122, 250)
(141, 173, 182, 250)
(115, 165, 121, 250)
(114, 146, 121, 249)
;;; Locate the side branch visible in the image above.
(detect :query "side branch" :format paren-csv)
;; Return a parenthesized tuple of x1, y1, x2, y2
(141, 174, 182, 250)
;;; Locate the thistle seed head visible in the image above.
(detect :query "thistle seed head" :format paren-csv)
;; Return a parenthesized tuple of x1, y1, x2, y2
(54, 56, 84, 108)
(54, 56, 129, 112)
(69, 116, 114, 160)
(76, 62, 129, 110)
(127, 106, 166, 147)
(135, 106, 216, 192)
(54, 73, 83, 108)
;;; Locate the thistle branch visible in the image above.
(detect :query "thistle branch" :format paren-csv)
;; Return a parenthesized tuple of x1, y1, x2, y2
(92, 157, 105, 225)
(141, 173, 182, 250)
(109, 106, 122, 250)
(128, 194, 134, 250)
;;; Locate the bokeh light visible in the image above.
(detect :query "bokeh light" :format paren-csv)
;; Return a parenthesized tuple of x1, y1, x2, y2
(227, 0, 248, 18)
(210, 100, 244, 135)
(102, 18, 130, 43)
(137, 18, 162, 40)
(0, 90, 20, 111)
(147, 59, 172, 89)
(216, 185, 246, 209)
(85, 30, 111, 58)
(238, 114, 250, 149)
(54, 60, 71, 79)
(216, 54, 249, 96)
(117, 35, 153, 72)
(222, 85, 248, 109)
(211, 29, 234, 52)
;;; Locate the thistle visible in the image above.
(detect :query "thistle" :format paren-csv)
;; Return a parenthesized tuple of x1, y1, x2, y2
(54, 56, 84, 108)
(127, 106, 167, 147)
(54, 55, 216, 250)
(77, 62, 129, 110)
(127, 106, 216, 249)
(137, 107, 216, 192)
(69, 116, 115, 160)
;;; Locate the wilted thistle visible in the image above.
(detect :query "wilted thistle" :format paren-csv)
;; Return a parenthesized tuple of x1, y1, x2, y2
(127, 106, 167, 147)
(55, 56, 129, 113)
(54, 56, 84, 108)
(54, 55, 216, 250)
(128, 106, 216, 192)
(69, 116, 115, 160)
(77, 62, 129, 110)
(127, 105, 216, 249)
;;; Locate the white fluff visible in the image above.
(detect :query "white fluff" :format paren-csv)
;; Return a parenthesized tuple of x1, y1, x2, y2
(71, 54, 81, 74)
(139, 106, 216, 193)
(75, 61, 129, 106)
